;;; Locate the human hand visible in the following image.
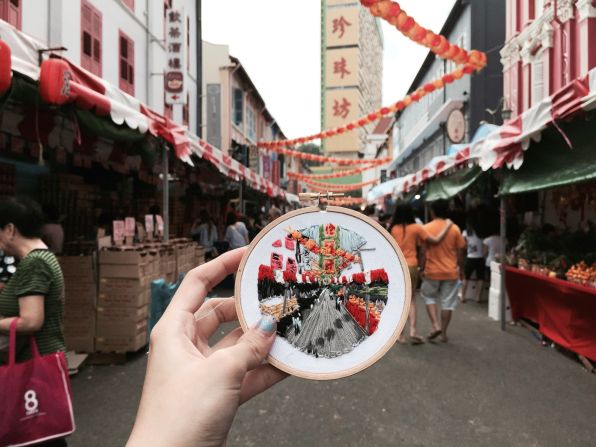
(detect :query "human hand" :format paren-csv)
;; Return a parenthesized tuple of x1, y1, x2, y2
(127, 248, 287, 447)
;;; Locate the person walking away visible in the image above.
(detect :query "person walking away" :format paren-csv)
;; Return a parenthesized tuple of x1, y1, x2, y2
(224, 212, 249, 250)
(461, 216, 486, 303)
(0, 198, 67, 445)
(483, 230, 503, 286)
(191, 210, 218, 260)
(420, 199, 466, 343)
(390, 202, 453, 344)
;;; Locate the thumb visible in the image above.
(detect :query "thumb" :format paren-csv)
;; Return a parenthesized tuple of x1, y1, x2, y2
(225, 316, 277, 372)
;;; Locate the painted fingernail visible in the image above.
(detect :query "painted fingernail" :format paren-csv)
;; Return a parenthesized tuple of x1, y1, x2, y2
(257, 316, 277, 334)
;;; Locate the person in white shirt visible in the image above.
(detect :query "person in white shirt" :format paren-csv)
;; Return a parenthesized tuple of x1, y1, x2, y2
(461, 219, 486, 303)
(191, 210, 218, 259)
(224, 212, 249, 250)
(483, 234, 503, 268)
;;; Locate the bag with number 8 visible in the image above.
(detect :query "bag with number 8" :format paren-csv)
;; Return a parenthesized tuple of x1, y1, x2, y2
(0, 319, 75, 446)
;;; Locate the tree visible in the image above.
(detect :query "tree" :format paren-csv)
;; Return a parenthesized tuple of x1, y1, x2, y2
(297, 143, 323, 168)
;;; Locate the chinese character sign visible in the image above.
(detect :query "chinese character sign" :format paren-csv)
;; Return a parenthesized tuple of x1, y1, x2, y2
(325, 48, 359, 87)
(165, 8, 187, 105)
(326, 7, 359, 47)
(325, 88, 360, 153)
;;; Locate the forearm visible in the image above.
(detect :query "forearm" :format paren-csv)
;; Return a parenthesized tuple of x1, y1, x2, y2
(0, 316, 40, 334)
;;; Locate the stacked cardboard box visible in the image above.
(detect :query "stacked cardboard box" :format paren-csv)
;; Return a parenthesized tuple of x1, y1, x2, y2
(173, 239, 197, 277)
(59, 255, 97, 353)
(97, 249, 151, 353)
(195, 246, 206, 266)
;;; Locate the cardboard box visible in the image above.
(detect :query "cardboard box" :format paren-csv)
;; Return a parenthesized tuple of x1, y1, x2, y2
(98, 277, 150, 307)
(96, 306, 149, 337)
(63, 303, 95, 319)
(65, 334, 95, 353)
(63, 315, 96, 336)
(98, 288, 150, 308)
(100, 263, 150, 278)
(99, 250, 149, 265)
(95, 331, 147, 353)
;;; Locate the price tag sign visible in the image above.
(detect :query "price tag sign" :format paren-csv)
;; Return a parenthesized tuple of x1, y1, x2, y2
(124, 217, 136, 237)
(113, 220, 125, 243)
(145, 215, 154, 235)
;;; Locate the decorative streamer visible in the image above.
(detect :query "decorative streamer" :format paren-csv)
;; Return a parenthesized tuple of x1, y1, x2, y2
(288, 162, 385, 181)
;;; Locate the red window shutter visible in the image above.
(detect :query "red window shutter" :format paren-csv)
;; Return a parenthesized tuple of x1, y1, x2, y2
(92, 10, 102, 76)
(122, 0, 134, 12)
(81, 1, 101, 76)
(119, 31, 135, 96)
(1, 0, 21, 29)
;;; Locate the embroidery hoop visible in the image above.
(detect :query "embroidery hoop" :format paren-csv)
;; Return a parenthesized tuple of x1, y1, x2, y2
(234, 196, 411, 380)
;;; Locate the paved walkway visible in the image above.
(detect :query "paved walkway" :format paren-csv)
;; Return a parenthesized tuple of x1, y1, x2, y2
(68, 293, 595, 447)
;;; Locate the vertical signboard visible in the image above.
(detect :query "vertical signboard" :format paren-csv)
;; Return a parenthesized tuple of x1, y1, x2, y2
(206, 84, 221, 148)
(325, 88, 361, 153)
(165, 8, 187, 105)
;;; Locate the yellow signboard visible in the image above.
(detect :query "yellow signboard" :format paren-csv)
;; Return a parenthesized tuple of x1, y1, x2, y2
(325, 48, 359, 88)
(325, 88, 361, 153)
(325, 6, 359, 48)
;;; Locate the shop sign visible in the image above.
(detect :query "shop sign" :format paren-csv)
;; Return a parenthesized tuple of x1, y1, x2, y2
(124, 217, 136, 237)
(165, 8, 187, 105)
(113, 220, 125, 243)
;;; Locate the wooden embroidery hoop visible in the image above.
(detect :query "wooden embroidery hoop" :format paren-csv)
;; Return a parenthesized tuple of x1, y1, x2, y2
(234, 193, 411, 380)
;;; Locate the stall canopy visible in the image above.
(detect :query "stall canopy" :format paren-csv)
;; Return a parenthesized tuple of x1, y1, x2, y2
(425, 165, 483, 202)
(368, 67, 596, 205)
(0, 21, 289, 202)
(500, 112, 596, 195)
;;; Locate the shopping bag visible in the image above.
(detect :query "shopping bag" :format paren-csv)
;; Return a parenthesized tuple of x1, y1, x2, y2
(0, 319, 75, 447)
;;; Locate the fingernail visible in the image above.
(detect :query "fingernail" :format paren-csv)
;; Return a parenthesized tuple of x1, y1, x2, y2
(257, 316, 277, 334)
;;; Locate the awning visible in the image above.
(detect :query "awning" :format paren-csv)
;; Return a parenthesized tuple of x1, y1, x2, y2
(0, 20, 289, 202)
(425, 165, 483, 201)
(477, 67, 596, 171)
(500, 112, 596, 195)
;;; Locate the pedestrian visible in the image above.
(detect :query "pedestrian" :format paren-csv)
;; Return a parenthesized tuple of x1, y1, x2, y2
(191, 210, 219, 260)
(461, 214, 486, 303)
(483, 229, 503, 280)
(420, 199, 466, 343)
(224, 212, 249, 250)
(389, 201, 453, 344)
(0, 199, 67, 443)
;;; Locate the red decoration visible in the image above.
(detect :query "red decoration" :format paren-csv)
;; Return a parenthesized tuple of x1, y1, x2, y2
(0, 39, 11, 96)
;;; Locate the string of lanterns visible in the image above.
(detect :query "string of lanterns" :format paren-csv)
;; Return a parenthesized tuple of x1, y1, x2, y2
(287, 161, 386, 181)
(306, 178, 380, 193)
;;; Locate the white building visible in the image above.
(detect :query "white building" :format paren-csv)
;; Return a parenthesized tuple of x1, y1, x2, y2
(2, 0, 199, 135)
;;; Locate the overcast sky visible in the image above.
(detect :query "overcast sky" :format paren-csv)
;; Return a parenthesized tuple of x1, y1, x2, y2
(202, 0, 457, 139)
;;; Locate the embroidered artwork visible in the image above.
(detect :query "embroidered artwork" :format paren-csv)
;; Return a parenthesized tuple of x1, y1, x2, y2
(259, 223, 388, 358)
(237, 208, 409, 380)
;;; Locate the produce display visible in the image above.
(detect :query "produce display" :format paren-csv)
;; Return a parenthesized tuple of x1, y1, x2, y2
(565, 262, 596, 288)
(512, 226, 596, 286)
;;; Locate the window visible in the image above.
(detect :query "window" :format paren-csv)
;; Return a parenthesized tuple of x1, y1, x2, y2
(232, 88, 243, 127)
(119, 31, 135, 95)
(182, 93, 190, 127)
(81, 1, 102, 76)
(0, 0, 21, 29)
(122, 0, 134, 11)
(247, 105, 256, 142)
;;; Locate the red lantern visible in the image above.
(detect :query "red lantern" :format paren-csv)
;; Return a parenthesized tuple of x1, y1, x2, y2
(0, 40, 11, 96)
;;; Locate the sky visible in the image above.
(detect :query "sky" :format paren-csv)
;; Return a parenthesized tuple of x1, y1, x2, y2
(202, 0, 457, 139)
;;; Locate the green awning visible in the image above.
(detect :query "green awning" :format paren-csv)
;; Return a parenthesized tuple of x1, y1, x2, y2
(500, 114, 596, 195)
(425, 165, 483, 201)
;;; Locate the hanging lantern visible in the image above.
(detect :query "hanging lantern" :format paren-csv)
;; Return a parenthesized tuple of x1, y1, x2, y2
(0, 39, 12, 96)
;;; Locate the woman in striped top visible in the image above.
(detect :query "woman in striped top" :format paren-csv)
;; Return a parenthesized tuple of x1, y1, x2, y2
(0, 198, 65, 365)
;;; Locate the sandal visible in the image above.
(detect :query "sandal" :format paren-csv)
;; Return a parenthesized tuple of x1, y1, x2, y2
(410, 335, 425, 345)
(428, 329, 442, 340)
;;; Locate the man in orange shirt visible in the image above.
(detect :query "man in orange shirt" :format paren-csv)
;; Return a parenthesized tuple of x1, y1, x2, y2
(421, 200, 466, 343)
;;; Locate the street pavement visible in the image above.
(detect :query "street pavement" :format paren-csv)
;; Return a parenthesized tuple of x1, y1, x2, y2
(68, 291, 596, 447)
